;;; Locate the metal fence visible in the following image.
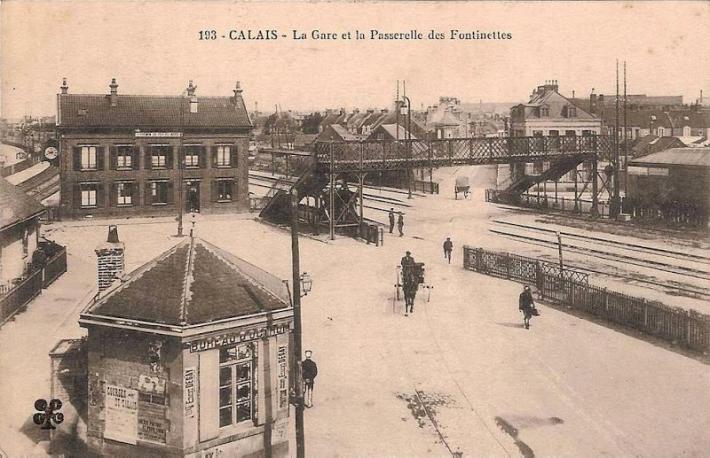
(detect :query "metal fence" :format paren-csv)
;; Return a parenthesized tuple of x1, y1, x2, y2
(462, 245, 710, 353)
(0, 245, 67, 325)
(412, 180, 439, 194)
(485, 189, 611, 217)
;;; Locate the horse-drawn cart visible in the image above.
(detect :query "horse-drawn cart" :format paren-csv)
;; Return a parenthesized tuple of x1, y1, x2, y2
(395, 262, 431, 316)
(454, 176, 470, 200)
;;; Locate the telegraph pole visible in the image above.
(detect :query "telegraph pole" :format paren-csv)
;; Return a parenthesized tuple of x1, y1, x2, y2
(290, 189, 306, 458)
(610, 60, 621, 218)
(623, 61, 628, 197)
(177, 92, 185, 237)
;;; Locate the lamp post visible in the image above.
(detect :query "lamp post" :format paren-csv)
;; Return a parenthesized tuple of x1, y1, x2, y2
(290, 189, 306, 458)
(401, 95, 412, 199)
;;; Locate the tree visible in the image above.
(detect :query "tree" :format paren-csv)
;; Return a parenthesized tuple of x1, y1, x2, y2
(301, 112, 324, 134)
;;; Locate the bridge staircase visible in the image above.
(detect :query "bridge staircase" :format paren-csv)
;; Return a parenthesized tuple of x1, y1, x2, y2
(259, 168, 330, 225)
(499, 157, 585, 199)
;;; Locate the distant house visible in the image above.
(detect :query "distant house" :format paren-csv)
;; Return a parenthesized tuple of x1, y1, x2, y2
(631, 135, 685, 159)
(510, 81, 601, 138)
(368, 123, 418, 141)
(0, 176, 45, 289)
(627, 147, 710, 228)
(316, 124, 366, 142)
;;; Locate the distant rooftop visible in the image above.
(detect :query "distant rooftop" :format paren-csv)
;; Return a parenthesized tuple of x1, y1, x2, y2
(630, 147, 710, 168)
(0, 176, 45, 232)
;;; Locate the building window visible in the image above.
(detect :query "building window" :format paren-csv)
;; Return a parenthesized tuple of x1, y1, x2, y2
(567, 106, 577, 118)
(582, 130, 592, 136)
(657, 127, 665, 137)
(532, 130, 543, 137)
(22, 228, 29, 258)
(80, 183, 98, 208)
(219, 344, 255, 427)
(216, 180, 234, 202)
(115, 146, 133, 169)
(116, 182, 134, 206)
(184, 146, 202, 168)
(150, 145, 171, 169)
(216, 146, 231, 167)
(539, 106, 549, 117)
(150, 181, 169, 205)
(81, 146, 98, 170)
(548, 130, 559, 136)
(683, 126, 691, 137)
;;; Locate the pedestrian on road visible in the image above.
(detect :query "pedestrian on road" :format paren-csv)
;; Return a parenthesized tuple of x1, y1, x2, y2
(518, 285, 537, 329)
(397, 213, 404, 237)
(443, 237, 453, 264)
(301, 350, 318, 408)
(388, 208, 396, 234)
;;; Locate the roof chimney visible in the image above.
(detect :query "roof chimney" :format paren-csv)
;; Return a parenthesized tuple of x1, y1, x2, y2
(109, 78, 118, 107)
(187, 80, 197, 97)
(60, 78, 69, 95)
(187, 80, 198, 113)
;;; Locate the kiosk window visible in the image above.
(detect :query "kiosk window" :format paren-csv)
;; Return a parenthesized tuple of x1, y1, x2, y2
(218, 344, 255, 427)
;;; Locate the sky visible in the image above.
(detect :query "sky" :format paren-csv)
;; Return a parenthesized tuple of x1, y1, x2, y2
(1, 1, 708, 119)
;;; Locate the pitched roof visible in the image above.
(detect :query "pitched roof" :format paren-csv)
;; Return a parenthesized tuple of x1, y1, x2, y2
(428, 109, 462, 127)
(631, 135, 686, 158)
(58, 94, 252, 130)
(371, 124, 418, 140)
(84, 238, 290, 326)
(630, 147, 710, 168)
(0, 176, 45, 231)
(522, 89, 596, 120)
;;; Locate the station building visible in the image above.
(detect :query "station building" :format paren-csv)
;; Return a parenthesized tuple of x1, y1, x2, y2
(77, 236, 294, 457)
(57, 79, 253, 219)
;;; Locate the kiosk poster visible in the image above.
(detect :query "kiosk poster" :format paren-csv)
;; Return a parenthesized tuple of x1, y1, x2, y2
(103, 385, 139, 445)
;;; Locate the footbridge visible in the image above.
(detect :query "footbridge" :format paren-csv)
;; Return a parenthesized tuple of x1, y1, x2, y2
(258, 135, 613, 239)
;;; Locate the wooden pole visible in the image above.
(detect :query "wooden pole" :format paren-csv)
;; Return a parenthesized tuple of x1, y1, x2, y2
(290, 189, 306, 458)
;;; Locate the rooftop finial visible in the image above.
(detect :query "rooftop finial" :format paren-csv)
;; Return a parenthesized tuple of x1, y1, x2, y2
(234, 81, 243, 96)
(109, 78, 118, 95)
(60, 78, 69, 94)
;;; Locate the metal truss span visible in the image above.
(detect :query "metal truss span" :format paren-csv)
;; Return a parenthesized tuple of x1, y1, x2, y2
(314, 135, 612, 173)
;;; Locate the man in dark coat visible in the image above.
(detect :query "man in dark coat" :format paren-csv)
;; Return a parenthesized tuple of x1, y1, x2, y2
(397, 213, 404, 237)
(519, 285, 536, 329)
(443, 237, 453, 264)
(400, 251, 415, 269)
(301, 350, 318, 408)
(388, 208, 396, 234)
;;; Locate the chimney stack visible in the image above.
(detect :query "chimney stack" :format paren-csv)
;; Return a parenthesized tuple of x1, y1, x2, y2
(60, 78, 69, 95)
(109, 78, 118, 107)
(187, 80, 198, 113)
(95, 225, 125, 292)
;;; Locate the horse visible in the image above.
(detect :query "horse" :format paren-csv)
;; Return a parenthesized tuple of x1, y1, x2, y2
(401, 263, 424, 316)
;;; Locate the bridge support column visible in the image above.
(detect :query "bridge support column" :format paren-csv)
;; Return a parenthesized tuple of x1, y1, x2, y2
(573, 168, 580, 212)
(329, 173, 335, 241)
(590, 159, 599, 217)
(358, 173, 365, 239)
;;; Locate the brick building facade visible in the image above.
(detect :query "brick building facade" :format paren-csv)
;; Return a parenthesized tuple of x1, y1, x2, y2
(57, 79, 253, 219)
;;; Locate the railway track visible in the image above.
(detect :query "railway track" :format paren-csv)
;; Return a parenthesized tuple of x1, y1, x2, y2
(489, 227, 710, 298)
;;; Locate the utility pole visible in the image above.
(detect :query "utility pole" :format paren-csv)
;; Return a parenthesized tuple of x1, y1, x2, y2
(610, 60, 621, 218)
(177, 90, 185, 237)
(556, 231, 564, 274)
(402, 93, 413, 199)
(290, 189, 306, 458)
(623, 61, 628, 198)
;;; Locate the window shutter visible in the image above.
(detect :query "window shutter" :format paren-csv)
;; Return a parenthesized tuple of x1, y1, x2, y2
(132, 182, 139, 206)
(167, 147, 175, 170)
(73, 147, 82, 171)
(199, 147, 206, 169)
(109, 182, 117, 207)
(132, 147, 140, 170)
(96, 183, 105, 208)
(211, 146, 218, 167)
(73, 184, 81, 208)
(145, 149, 153, 170)
(167, 181, 174, 205)
(211, 180, 219, 202)
(145, 182, 152, 205)
(109, 146, 117, 170)
(96, 147, 105, 171)
(198, 350, 220, 442)
(231, 145, 238, 168)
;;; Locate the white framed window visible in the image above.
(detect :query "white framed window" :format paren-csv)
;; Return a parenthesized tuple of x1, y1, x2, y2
(216, 146, 231, 167)
(116, 182, 133, 206)
(683, 126, 691, 137)
(80, 184, 98, 207)
(116, 146, 133, 169)
(219, 344, 255, 428)
(184, 146, 202, 168)
(150, 145, 170, 168)
(81, 146, 97, 170)
(657, 127, 665, 137)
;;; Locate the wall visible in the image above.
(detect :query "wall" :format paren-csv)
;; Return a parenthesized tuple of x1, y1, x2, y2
(86, 326, 184, 457)
(59, 130, 250, 220)
(0, 219, 38, 284)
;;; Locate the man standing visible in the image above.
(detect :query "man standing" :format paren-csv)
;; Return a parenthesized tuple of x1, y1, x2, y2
(397, 212, 404, 237)
(301, 350, 318, 408)
(388, 208, 396, 234)
(400, 250, 415, 268)
(443, 237, 453, 264)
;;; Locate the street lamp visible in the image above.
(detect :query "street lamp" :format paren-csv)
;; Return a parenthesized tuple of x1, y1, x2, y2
(300, 272, 313, 297)
(401, 95, 412, 199)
